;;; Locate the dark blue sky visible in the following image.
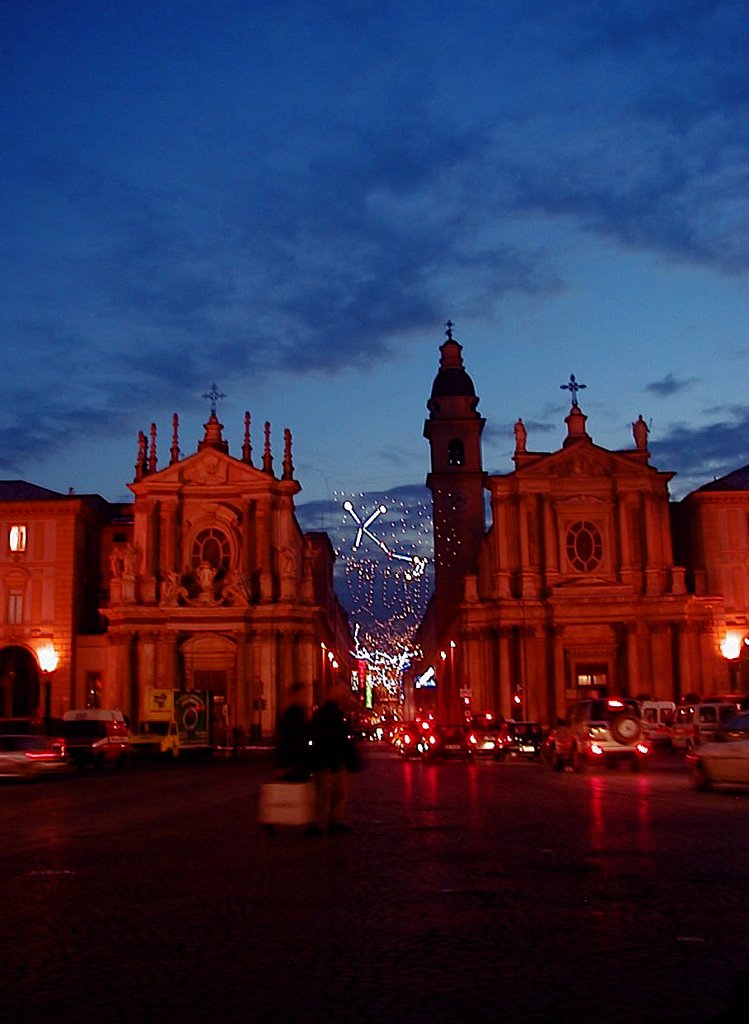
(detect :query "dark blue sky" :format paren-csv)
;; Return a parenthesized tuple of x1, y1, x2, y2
(2, 1, 747, 505)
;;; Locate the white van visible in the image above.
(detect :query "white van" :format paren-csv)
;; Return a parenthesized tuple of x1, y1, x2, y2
(640, 701, 675, 745)
(671, 701, 740, 751)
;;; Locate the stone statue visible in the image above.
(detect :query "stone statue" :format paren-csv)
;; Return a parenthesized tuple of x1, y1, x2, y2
(110, 542, 139, 579)
(161, 569, 188, 606)
(633, 414, 649, 450)
(281, 546, 296, 576)
(195, 561, 218, 604)
(514, 417, 527, 453)
(222, 572, 252, 606)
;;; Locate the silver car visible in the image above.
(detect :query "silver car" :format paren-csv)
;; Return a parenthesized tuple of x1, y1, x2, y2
(551, 698, 650, 772)
(0, 734, 69, 779)
(687, 712, 749, 790)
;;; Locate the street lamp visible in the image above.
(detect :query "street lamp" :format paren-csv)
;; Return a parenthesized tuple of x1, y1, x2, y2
(37, 643, 59, 723)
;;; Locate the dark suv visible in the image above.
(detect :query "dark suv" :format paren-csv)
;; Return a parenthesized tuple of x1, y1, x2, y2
(551, 698, 649, 772)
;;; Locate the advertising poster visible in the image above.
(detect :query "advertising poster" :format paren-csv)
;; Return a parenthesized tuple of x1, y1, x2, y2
(175, 690, 209, 745)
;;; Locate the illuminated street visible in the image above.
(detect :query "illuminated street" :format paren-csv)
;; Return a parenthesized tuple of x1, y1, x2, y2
(0, 747, 746, 1023)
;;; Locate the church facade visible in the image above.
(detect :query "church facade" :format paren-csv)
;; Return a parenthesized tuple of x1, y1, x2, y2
(0, 406, 352, 742)
(416, 326, 749, 726)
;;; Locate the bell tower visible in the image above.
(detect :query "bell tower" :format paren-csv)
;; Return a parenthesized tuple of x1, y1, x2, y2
(424, 322, 486, 623)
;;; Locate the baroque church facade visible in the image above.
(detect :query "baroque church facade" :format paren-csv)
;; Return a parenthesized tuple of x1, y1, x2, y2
(415, 326, 749, 726)
(0, 404, 352, 742)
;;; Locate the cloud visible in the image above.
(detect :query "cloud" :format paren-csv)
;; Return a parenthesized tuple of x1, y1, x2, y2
(650, 407, 749, 497)
(645, 373, 699, 397)
(2, 1, 747, 480)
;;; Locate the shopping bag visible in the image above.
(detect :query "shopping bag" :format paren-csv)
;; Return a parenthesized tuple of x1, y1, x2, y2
(257, 780, 316, 826)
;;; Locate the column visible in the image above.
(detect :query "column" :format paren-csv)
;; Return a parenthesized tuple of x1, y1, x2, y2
(676, 623, 694, 703)
(648, 623, 674, 698)
(497, 627, 513, 720)
(551, 625, 566, 724)
(256, 498, 273, 602)
(617, 494, 635, 588)
(492, 497, 512, 598)
(624, 622, 641, 694)
(542, 497, 558, 588)
(235, 632, 248, 731)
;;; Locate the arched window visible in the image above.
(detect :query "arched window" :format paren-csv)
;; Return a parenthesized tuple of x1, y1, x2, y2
(566, 521, 603, 573)
(447, 438, 465, 466)
(191, 528, 231, 578)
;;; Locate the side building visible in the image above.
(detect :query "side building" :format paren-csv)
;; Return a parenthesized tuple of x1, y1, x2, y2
(0, 408, 352, 741)
(415, 325, 743, 726)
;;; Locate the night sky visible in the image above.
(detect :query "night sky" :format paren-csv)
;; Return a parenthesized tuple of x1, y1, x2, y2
(2, 1, 747, 510)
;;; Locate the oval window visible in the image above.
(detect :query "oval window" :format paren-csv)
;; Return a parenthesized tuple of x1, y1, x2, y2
(566, 521, 602, 573)
(191, 528, 231, 578)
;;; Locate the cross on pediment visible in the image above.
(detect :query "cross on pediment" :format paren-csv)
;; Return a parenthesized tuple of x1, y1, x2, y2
(560, 374, 587, 408)
(202, 383, 226, 415)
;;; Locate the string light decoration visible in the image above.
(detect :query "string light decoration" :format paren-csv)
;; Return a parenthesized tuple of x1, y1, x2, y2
(333, 489, 434, 698)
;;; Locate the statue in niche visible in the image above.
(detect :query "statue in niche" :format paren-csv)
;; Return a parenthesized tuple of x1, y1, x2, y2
(110, 542, 140, 579)
(280, 546, 296, 576)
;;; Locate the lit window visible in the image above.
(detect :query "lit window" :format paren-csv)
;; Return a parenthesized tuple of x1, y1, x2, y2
(566, 521, 603, 572)
(9, 525, 27, 552)
(7, 592, 23, 624)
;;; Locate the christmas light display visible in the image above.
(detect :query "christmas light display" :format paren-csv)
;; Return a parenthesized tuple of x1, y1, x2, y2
(335, 489, 434, 699)
(342, 500, 428, 579)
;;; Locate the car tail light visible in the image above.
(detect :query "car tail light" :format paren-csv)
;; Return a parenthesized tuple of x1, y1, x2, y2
(24, 750, 57, 761)
(590, 743, 604, 756)
(468, 733, 477, 745)
(636, 743, 649, 756)
(608, 699, 625, 709)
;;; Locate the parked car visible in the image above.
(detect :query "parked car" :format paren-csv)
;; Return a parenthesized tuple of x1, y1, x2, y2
(467, 719, 508, 758)
(504, 721, 544, 759)
(0, 734, 69, 779)
(62, 708, 132, 768)
(671, 701, 740, 751)
(687, 711, 749, 790)
(424, 723, 473, 761)
(550, 698, 650, 772)
(392, 721, 430, 759)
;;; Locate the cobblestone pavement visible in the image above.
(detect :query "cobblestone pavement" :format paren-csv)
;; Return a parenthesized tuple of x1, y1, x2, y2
(0, 747, 747, 1023)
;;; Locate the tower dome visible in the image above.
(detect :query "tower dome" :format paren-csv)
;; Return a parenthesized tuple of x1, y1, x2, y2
(428, 321, 477, 407)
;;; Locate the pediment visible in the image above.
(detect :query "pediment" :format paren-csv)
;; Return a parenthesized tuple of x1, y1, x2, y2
(516, 442, 655, 485)
(130, 449, 273, 495)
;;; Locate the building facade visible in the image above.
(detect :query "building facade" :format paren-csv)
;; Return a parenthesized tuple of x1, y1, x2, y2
(416, 326, 746, 726)
(0, 408, 352, 741)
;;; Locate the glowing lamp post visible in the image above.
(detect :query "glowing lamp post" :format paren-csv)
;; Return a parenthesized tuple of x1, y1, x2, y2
(37, 643, 59, 722)
(720, 634, 742, 661)
(720, 632, 745, 691)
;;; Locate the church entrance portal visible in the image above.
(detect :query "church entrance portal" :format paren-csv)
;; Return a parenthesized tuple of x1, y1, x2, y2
(573, 663, 610, 701)
(193, 669, 229, 746)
